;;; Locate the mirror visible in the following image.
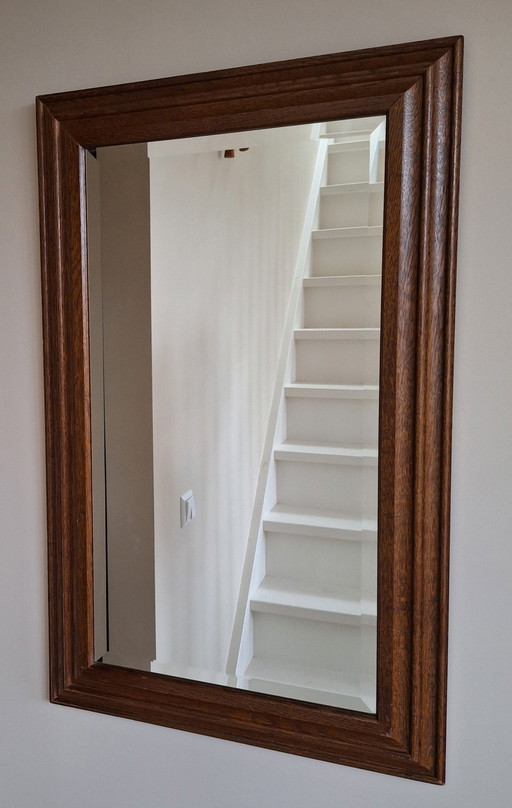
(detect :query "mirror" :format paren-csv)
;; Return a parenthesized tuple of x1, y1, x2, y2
(87, 117, 386, 713)
(36, 35, 462, 782)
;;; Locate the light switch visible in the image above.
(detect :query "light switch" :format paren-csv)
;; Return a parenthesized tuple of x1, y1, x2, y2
(180, 490, 196, 527)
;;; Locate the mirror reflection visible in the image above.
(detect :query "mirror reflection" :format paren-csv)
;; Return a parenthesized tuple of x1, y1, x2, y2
(87, 116, 386, 713)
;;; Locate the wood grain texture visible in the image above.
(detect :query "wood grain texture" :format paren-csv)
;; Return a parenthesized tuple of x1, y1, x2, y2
(36, 35, 463, 783)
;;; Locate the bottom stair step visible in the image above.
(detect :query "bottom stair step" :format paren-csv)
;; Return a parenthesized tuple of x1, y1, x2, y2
(242, 658, 375, 712)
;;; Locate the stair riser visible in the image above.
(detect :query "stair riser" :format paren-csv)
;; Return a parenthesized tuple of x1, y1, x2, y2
(276, 460, 378, 516)
(319, 191, 383, 230)
(312, 236, 383, 276)
(265, 531, 363, 589)
(253, 612, 370, 672)
(295, 338, 380, 385)
(304, 284, 381, 329)
(327, 147, 370, 185)
(286, 397, 379, 445)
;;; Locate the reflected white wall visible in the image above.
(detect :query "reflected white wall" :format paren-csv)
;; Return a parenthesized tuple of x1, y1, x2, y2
(149, 139, 320, 680)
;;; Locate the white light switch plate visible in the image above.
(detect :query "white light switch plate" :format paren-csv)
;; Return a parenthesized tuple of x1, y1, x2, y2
(180, 490, 196, 527)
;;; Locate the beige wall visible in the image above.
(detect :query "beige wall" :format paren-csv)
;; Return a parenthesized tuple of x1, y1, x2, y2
(1, 1, 512, 806)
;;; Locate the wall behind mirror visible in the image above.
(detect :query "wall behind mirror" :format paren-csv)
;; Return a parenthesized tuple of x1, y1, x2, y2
(37, 37, 462, 781)
(88, 116, 386, 713)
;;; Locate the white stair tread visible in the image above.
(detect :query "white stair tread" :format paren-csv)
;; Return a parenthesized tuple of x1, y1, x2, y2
(263, 505, 377, 540)
(319, 130, 373, 142)
(303, 274, 381, 287)
(320, 181, 384, 195)
(285, 383, 379, 399)
(274, 441, 378, 465)
(251, 576, 376, 624)
(294, 327, 380, 340)
(313, 225, 383, 239)
(328, 140, 371, 153)
(243, 658, 375, 712)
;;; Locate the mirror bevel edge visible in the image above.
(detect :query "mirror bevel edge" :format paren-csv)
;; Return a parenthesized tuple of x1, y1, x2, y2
(36, 35, 463, 784)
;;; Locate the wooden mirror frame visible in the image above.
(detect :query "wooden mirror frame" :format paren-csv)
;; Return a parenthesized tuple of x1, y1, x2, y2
(36, 35, 462, 783)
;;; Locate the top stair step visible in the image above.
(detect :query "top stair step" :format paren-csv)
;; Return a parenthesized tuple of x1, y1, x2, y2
(285, 383, 379, 399)
(319, 130, 373, 142)
(312, 225, 383, 240)
(294, 328, 380, 340)
(303, 275, 381, 287)
(320, 181, 384, 196)
(320, 129, 372, 143)
(320, 117, 385, 141)
(327, 140, 371, 153)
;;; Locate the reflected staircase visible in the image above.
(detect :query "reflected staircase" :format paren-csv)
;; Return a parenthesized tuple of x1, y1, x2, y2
(230, 117, 385, 713)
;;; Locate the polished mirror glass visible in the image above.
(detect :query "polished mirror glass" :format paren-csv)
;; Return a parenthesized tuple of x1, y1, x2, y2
(88, 116, 386, 713)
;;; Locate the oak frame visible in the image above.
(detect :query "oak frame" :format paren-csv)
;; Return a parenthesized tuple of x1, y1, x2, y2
(36, 36, 463, 783)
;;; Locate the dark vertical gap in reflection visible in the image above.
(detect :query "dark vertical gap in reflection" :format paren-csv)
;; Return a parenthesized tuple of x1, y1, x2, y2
(102, 320, 110, 654)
